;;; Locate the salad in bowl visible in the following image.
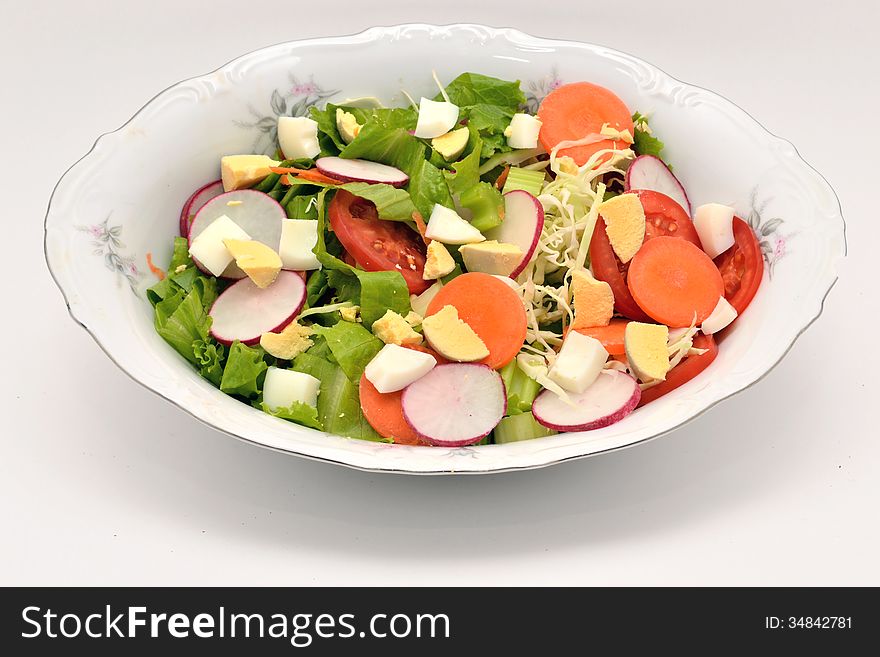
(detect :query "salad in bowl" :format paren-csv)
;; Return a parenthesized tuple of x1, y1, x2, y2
(149, 71, 762, 447)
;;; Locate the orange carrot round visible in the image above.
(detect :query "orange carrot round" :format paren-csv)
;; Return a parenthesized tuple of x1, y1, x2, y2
(359, 373, 427, 446)
(537, 82, 634, 166)
(426, 272, 527, 370)
(571, 318, 629, 356)
(626, 236, 724, 326)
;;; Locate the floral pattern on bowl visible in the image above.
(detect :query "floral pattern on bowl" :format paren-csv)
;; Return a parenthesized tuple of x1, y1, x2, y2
(235, 74, 338, 155)
(45, 24, 845, 474)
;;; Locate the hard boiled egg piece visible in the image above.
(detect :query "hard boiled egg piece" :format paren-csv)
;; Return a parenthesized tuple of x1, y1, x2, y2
(188, 214, 251, 277)
(548, 331, 608, 393)
(694, 203, 735, 258)
(504, 113, 543, 149)
(263, 367, 320, 411)
(278, 116, 321, 160)
(364, 344, 437, 393)
(279, 219, 321, 271)
(425, 204, 485, 245)
(700, 296, 738, 335)
(413, 98, 459, 139)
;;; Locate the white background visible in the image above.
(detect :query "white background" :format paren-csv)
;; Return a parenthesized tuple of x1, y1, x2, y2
(2, 0, 877, 585)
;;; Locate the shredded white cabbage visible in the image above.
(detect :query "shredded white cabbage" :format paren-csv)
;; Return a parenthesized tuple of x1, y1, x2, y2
(509, 141, 634, 366)
(496, 139, 635, 399)
(638, 320, 709, 390)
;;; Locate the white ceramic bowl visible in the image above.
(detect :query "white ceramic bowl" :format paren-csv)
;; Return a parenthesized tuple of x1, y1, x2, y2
(45, 24, 845, 474)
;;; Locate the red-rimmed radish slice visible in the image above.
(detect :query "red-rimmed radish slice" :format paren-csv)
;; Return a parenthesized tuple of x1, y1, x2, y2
(624, 155, 691, 216)
(532, 369, 640, 431)
(315, 156, 409, 187)
(401, 363, 506, 446)
(209, 270, 306, 346)
(484, 190, 544, 278)
(179, 180, 223, 237)
(188, 189, 285, 279)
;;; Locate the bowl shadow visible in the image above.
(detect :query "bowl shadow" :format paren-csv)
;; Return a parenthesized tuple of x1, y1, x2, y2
(64, 338, 811, 570)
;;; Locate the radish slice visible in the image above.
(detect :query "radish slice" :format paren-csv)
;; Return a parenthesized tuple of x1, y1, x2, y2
(401, 363, 506, 446)
(484, 190, 545, 278)
(179, 180, 223, 237)
(209, 270, 306, 346)
(188, 190, 285, 279)
(532, 369, 640, 431)
(315, 156, 409, 187)
(624, 155, 691, 215)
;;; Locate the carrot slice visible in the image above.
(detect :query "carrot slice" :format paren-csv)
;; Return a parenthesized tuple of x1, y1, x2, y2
(425, 272, 527, 370)
(537, 82, 634, 166)
(145, 252, 165, 280)
(411, 211, 430, 246)
(272, 168, 343, 185)
(626, 236, 724, 326)
(359, 373, 428, 446)
(570, 318, 629, 356)
(404, 343, 449, 365)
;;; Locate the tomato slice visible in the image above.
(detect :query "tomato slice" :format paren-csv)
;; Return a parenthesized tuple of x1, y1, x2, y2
(589, 191, 702, 321)
(328, 190, 430, 294)
(713, 217, 764, 315)
(634, 189, 702, 247)
(637, 334, 718, 406)
(589, 218, 651, 321)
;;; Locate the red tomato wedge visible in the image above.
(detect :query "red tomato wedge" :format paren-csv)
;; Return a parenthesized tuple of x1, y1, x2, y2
(538, 82, 634, 166)
(590, 189, 703, 324)
(589, 191, 705, 321)
(589, 218, 651, 321)
(635, 190, 702, 247)
(714, 217, 764, 315)
(328, 190, 430, 294)
(638, 334, 718, 406)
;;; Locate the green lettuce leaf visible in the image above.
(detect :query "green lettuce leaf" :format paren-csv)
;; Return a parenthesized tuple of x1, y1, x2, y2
(193, 339, 225, 386)
(356, 270, 411, 327)
(146, 275, 181, 307)
(154, 286, 211, 363)
(292, 352, 385, 441)
(440, 73, 526, 110)
(631, 111, 666, 159)
(169, 236, 193, 270)
(310, 104, 418, 153)
(311, 321, 383, 381)
(462, 103, 516, 159)
(220, 341, 268, 398)
(305, 268, 329, 307)
(260, 400, 323, 431)
(340, 182, 416, 222)
(442, 125, 482, 195)
(339, 122, 453, 218)
(406, 159, 454, 220)
(339, 121, 423, 171)
(283, 192, 320, 220)
(325, 269, 361, 304)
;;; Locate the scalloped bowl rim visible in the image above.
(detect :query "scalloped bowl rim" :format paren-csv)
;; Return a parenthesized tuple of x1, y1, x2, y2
(44, 24, 846, 475)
